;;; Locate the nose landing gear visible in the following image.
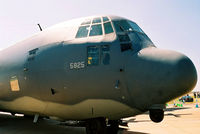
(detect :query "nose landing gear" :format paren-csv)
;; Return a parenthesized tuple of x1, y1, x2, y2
(149, 109, 164, 123)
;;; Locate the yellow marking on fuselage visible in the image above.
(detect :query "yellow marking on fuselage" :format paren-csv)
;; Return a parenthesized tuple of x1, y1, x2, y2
(10, 76, 20, 91)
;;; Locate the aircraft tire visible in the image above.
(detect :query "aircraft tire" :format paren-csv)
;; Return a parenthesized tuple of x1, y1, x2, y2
(149, 109, 164, 123)
(86, 118, 107, 134)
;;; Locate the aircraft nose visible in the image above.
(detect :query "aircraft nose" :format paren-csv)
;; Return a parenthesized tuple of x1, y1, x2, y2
(126, 48, 197, 104)
(172, 52, 197, 94)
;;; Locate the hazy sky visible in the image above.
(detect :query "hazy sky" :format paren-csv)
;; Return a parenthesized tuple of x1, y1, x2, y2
(0, 0, 199, 91)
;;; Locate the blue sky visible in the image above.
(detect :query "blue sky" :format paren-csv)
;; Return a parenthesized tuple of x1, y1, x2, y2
(0, 0, 199, 91)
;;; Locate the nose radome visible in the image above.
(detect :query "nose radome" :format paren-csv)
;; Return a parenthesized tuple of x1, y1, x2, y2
(173, 53, 197, 94)
(138, 48, 198, 96)
(125, 47, 197, 108)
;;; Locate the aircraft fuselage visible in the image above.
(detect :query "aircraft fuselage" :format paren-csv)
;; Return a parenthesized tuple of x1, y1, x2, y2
(0, 15, 197, 123)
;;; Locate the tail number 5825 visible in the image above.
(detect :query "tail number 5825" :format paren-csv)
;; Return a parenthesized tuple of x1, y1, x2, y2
(70, 62, 85, 69)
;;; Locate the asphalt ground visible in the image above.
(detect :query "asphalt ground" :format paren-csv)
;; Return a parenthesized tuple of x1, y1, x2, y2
(0, 104, 199, 134)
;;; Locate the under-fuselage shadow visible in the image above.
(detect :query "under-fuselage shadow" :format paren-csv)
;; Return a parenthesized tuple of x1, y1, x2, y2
(0, 113, 149, 134)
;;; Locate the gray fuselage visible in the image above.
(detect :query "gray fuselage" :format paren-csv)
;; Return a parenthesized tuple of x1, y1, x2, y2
(0, 15, 197, 120)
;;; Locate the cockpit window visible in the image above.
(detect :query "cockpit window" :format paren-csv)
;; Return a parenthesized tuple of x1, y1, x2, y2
(76, 16, 114, 38)
(92, 17, 101, 24)
(113, 20, 132, 32)
(118, 20, 132, 31)
(113, 21, 123, 32)
(128, 21, 144, 33)
(113, 20, 144, 34)
(104, 22, 114, 34)
(76, 25, 90, 38)
(81, 19, 91, 25)
(103, 17, 109, 22)
(89, 24, 103, 36)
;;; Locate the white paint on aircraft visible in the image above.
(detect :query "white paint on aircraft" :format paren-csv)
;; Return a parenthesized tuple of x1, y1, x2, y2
(69, 61, 85, 70)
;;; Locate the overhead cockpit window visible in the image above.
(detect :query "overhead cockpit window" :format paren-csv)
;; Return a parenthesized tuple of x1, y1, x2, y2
(128, 21, 144, 33)
(81, 19, 91, 25)
(76, 25, 90, 38)
(87, 46, 100, 66)
(103, 17, 109, 22)
(92, 17, 101, 24)
(89, 24, 103, 36)
(104, 22, 114, 34)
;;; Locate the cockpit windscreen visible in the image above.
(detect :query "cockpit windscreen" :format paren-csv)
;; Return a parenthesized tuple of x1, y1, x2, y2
(76, 16, 114, 38)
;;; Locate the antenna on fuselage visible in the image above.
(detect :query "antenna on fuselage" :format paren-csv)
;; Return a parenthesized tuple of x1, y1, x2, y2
(37, 24, 43, 31)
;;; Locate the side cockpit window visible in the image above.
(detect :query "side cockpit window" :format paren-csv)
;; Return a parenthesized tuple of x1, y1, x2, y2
(87, 45, 110, 66)
(128, 21, 144, 33)
(113, 20, 130, 32)
(113, 20, 144, 34)
(76, 16, 114, 38)
(113, 20, 145, 52)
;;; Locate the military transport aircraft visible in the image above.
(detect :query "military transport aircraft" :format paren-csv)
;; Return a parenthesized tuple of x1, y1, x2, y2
(0, 15, 197, 134)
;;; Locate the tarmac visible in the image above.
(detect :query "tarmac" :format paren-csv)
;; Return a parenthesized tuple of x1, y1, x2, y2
(126, 103, 200, 134)
(0, 104, 199, 134)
